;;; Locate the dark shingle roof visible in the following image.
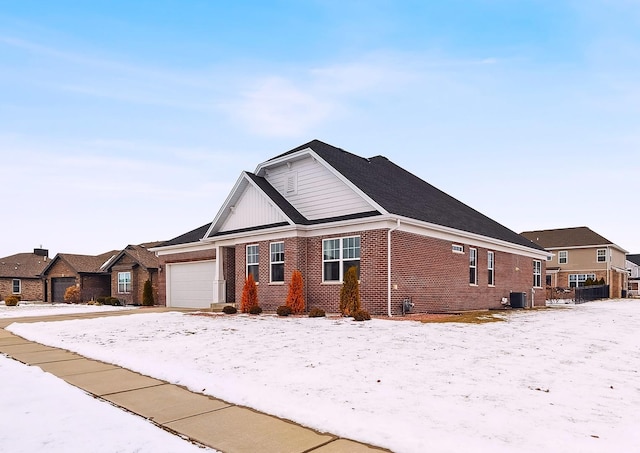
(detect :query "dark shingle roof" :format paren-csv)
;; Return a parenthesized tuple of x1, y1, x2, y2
(56, 252, 117, 274)
(158, 223, 212, 247)
(0, 252, 50, 278)
(626, 254, 640, 266)
(520, 227, 614, 249)
(274, 140, 542, 250)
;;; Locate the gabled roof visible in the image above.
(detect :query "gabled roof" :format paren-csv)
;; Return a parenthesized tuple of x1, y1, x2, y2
(627, 254, 640, 266)
(520, 227, 622, 250)
(42, 250, 118, 276)
(105, 244, 159, 271)
(0, 252, 49, 279)
(266, 140, 542, 250)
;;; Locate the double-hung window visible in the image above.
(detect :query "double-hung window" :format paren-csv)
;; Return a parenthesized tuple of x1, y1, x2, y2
(469, 248, 477, 285)
(322, 236, 360, 282)
(487, 251, 495, 286)
(533, 260, 542, 288)
(569, 273, 596, 288)
(596, 249, 607, 263)
(247, 245, 259, 282)
(118, 272, 131, 293)
(558, 251, 568, 264)
(270, 242, 284, 283)
(12, 279, 21, 294)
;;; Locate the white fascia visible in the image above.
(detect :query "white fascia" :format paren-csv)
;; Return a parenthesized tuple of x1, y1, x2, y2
(254, 147, 387, 216)
(546, 244, 629, 254)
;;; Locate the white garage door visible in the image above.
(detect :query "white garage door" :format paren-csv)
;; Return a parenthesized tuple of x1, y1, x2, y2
(168, 261, 215, 308)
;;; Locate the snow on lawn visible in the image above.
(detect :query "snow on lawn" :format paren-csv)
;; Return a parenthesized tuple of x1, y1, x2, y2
(0, 355, 213, 452)
(0, 303, 136, 318)
(7, 300, 640, 453)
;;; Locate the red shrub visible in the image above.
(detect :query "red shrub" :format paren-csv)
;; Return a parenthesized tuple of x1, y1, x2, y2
(240, 274, 259, 313)
(285, 269, 305, 314)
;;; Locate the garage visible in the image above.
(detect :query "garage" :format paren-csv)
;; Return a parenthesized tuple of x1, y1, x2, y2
(51, 277, 76, 303)
(167, 261, 215, 308)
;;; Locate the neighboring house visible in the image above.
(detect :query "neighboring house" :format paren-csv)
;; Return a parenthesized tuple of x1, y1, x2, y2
(153, 140, 548, 315)
(41, 251, 117, 302)
(626, 254, 640, 297)
(521, 227, 628, 298)
(104, 242, 161, 305)
(0, 248, 49, 301)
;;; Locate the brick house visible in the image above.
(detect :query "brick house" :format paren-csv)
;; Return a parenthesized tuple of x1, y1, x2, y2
(41, 251, 117, 302)
(521, 227, 629, 299)
(104, 243, 161, 305)
(0, 248, 49, 302)
(153, 140, 548, 314)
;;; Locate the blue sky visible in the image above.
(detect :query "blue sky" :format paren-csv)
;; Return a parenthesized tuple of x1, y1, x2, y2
(1, 0, 639, 258)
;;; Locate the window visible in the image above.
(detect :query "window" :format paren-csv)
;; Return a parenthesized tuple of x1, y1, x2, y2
(558, 251, 568, 264)
(487, 251, 495, 286)
(247, 245, 259, 282)
(469, 248, 477, 285)
(533, 260, 542, 287)
(569, 273, 596, 288)
(323, 236, 360, 282)
(12, 279, 21, 294)
(597, 249, 607, 263)
(117, 272, 131, 293)
(270, 242, 284, 283)
(452, 244, 464, 253)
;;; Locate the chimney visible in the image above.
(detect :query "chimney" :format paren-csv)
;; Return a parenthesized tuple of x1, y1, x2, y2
(34, 248, 49, 258)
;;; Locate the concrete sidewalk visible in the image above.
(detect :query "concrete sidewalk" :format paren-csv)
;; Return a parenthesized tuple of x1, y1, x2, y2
(0, 310, 389, 453)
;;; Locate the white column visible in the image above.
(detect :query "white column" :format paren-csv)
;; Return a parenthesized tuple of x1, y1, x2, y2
(213, 246, 226, 303)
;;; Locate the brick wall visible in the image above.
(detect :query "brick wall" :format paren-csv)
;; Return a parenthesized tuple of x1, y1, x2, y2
(0, 278, 44, 301)
(80, 275, 110, 301)
(43, 259, 79, 302)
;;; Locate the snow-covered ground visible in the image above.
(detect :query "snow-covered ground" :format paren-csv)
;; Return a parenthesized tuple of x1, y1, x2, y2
(0, 302, 136, 318)
(0, 355, 213, 452)
(6, 300, 640, 453)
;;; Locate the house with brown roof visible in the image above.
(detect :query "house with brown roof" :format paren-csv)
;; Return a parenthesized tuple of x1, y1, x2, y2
(104, 243, 161, 305)
(41, 251, 117, 302)
(521, 227, 628, 298)
(0, 248, 49, 302)
(153, 140, 549, 313)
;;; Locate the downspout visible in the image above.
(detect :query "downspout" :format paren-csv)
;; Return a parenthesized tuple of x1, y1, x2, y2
(387, 219, 401, 317)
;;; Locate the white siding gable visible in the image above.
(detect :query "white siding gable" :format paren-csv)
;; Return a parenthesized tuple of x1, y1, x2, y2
(218, 183, 287, 232)
(264, 155, 374, 220)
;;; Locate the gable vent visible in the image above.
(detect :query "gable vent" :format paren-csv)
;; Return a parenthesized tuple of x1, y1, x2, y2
(285, 172, 298, 196)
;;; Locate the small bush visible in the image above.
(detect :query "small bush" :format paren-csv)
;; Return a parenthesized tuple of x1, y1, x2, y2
(276, 305, 292, 317)
(352, 309, 371, 321)
(240, 274, 259, 313)
(248, 305, 263, 315)
(96, 296, 107, 304)
(308, 307, 326, 318)
(64, 286, 81, 304)
(103, 297, 121, 306)
(142, 279, 154, 306)
(340, 266, 361, 316)
(4, 296, 19, 306)
(222, 305, 237, 314)
(285, 270, 305, 314)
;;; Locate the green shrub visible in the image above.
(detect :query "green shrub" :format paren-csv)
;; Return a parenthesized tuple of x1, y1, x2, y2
(339, 266, 361, 316)
(352, 309, 371, 321)
(4, 296, 19, 306)
(142, 279, 154, 306)
(222, 305, 237, 314)
(308, 307, 326, 318)
(96, 297, 107, 304)
(248, 305, 263, 315)
(104, 297, 121, 306)
(276, 305, 292, 317)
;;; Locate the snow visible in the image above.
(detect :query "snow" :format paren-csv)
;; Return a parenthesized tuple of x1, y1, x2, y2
(6, 300, 640, 453)
(0, 303, 136, 319)
(0, 355, 213, 452)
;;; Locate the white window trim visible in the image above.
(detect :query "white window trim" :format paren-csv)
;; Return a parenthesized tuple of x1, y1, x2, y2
(533, 260, 542, 288)
(269, 242, 285, 284)
(452, 244, 464, 254)
(558, 250, 568, 264)
(246, 244, 260, 283)
(469, 248, 478, 286)
(117, 272, 131, 294)
(596, 249, 607, 263)
(12, 279, 21, 294)
(322, 235, 361, 283)
(487, 251, 495, 286)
